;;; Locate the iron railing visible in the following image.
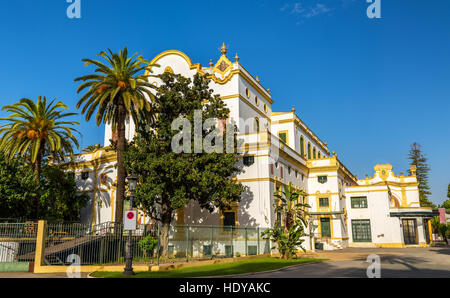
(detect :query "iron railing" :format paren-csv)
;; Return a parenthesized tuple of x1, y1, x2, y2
(0, 221, 270, 266)
(0, 223, 38, 262)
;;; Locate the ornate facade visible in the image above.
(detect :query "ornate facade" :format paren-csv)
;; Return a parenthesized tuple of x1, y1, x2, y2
(63, 45, 436, 250)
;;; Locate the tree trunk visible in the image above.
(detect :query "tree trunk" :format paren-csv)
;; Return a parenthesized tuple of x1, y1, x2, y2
(115, 101, 127, 224)
(33, 152, 42, 219)
(159, 201, 173, 258)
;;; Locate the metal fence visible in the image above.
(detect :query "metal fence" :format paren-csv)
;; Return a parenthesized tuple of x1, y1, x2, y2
(41, 222, 270, 266)
(0, 223, 38, 262)
(1, 222, 271, 266)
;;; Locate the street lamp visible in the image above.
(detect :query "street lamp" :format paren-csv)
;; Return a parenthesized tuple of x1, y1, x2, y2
(123, 175, 138, 276)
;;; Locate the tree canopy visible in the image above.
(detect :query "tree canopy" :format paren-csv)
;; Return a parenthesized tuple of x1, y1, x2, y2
(0, 154, 88, 221)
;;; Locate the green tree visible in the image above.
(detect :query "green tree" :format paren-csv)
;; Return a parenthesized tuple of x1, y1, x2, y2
(0, 154, 88, 221)
(447, 183, 450, 198)
(40, 164, 89, 221)
(0, 154, 37, 219)
(262, 183, 310, 259)
(124, 72, 245, 257)
(407, 142, 434, 208)
(74, 47, 158, 224)
(439, 199, 450, 211)
(0, 96, 80, 218)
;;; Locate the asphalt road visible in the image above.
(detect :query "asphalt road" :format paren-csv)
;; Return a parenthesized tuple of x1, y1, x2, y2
(233, 246, 450, 278)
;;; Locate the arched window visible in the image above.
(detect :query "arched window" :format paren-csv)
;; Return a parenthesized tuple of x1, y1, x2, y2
(318, 152, 321, 158)
(307, 143, 311, 159)
(254, 117, 260, 132)
(300, 136, 305, 157)
(313, 147, 316, 159)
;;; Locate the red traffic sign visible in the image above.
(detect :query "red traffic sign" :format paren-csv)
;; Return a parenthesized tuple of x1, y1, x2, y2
(126, 212, 135, 220)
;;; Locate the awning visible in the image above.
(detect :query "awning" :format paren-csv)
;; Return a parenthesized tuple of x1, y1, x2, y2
(389, 211, 439, 218)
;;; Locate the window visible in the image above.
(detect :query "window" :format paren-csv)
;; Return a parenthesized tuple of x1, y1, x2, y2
(351, 197, 368, 208)
(351, 219, 372, 242)
(276, 211, 282, 228)
(245, 88, 250, 98)
(243, 156, 254, 166)
(254, 96, 259, 106)
(295, 170, 298, 178)
(81, 171, 89, 180)
(278, 132, 287, 144)
(307, 143, 311, 159)
(288, 167, 291, 175)
(318, 152, 321, 158)
(300, 137, 305, 156)
(263, 104, 267, 113)
(223, 212, 236, 229)
(254, 117, 260, 132)
(313, 147, 316, 159)
(320, 218, 331, 238)
(319, 198, 329, 207)
(318, 176, 327, 184)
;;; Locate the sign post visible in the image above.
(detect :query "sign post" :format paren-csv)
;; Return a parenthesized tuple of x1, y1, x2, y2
(124, 210, 137, 231)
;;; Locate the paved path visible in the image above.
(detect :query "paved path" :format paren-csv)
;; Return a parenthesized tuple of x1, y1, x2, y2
(234, 246, 450, 278)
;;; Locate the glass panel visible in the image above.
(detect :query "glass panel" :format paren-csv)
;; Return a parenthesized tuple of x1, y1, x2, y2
(279, 133, 287, 144)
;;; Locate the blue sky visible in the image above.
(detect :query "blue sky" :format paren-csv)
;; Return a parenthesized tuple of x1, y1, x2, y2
(0, 0, 448, 205)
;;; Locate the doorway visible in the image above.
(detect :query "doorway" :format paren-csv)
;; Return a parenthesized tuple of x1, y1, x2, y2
(402, 219, 418, 245)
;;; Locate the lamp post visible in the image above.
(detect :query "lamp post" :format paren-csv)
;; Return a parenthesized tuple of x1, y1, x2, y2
(123, 175, 137, 276)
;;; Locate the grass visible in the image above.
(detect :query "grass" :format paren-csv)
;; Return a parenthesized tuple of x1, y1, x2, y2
(90, 257, 325, 278)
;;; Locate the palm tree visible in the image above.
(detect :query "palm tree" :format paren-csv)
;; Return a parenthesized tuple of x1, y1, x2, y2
(83, 144, 101, 153)
(74, 47, 157, 223)
(274, 183, 309, 232)
(262, 183, 310, 259)
(0, 96, 80, 218)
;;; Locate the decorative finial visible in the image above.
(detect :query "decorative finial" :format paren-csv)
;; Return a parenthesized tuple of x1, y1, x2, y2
(365, 174, 369, 179)
(291, 106, 295, 113)
(256, 76, 260, 82)
(209, 59, 213, 67)
(220, 42, 227, 56)
(332, 151, 336, 156)
(400, 171, 404, 176)
(234, 53, 239, 62)
(267, 89, 271, 94)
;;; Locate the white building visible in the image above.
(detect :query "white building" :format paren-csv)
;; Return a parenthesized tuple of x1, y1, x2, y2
(63, 45, 436, 250)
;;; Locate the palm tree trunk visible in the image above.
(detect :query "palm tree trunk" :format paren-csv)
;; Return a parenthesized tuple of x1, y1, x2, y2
(115, 101, 127, 224)
(33, 153, 42, 219)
